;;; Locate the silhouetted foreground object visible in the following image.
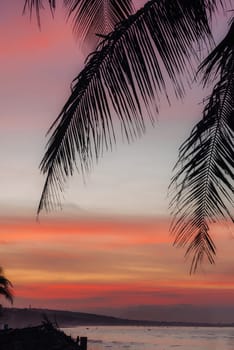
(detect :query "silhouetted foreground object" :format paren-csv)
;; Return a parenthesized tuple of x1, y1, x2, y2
(0, 267, 13, 304)
(170, 20, 234, 273)
(23, 0, 134, 48)
(0, 322, 88, 350)
(25, 0, 233, 272)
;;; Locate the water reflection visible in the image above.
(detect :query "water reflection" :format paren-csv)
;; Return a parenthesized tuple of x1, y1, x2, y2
(63, 326, 234, 350)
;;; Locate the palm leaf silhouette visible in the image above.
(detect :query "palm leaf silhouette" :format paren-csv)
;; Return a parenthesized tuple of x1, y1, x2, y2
(23, 0, 56, 27)
(63, 0, 134, 47)
(38, 0, 225, 214)
(0, 268, 13, 304)
(170, 21, 234, 273)
(23, 0, 134, 46)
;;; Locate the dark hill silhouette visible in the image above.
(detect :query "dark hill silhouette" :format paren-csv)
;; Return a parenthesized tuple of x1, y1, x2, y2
(1, 307, 234, 328)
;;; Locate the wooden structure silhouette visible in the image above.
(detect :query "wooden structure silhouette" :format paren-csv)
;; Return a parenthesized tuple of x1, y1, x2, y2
(0, 322, 88, 350)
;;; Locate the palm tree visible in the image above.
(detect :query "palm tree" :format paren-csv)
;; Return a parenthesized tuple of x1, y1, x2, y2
(23, 0, 134, 47)
(170, 20, 234, 273)
(24, 1, 233, 272)
(0, 268, 13, 304)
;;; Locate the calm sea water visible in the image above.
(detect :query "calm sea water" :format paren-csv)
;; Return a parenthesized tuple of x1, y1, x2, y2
(63, 326, 234, 350)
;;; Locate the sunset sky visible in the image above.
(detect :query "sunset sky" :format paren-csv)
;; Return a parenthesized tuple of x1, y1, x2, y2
(0, 1, 233, 323)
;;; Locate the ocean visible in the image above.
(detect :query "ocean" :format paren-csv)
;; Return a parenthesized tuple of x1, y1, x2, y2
(63, 326, 234, 349)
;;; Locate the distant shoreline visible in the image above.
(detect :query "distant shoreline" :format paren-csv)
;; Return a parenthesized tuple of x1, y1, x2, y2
(2, 307, 234, 329)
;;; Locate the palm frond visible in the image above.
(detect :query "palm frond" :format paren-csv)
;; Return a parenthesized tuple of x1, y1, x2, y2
(63, 0, 134, 47)
(170, 21, 234, 273)
(0, 268, 13, 304)
(23, 0, 56, 27)
(23, 0, 134, 45)
(38, 0, 222, 214)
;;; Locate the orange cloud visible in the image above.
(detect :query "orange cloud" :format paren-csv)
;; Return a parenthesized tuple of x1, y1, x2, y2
(0, 217, 171, 245)
(1, 217, 234, 311)
(14, 281, 234, 309)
